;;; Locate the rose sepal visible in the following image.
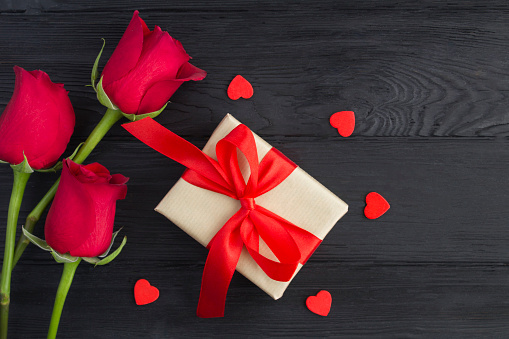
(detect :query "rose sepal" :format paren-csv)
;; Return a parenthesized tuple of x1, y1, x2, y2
(121, 102, 169, 122)
(51, 250, 80, 264)
(98, 227, 123, 258)
(82, 236, 127, 266)
(22, 226, 126, 266)
(35, 162, 62, 174)
(96, 76, 119, 111)
(36, 142, 84, 173)
(10, 153, 34, 174)
(91, 38, 106, 92)
(22, 227, 79, 263)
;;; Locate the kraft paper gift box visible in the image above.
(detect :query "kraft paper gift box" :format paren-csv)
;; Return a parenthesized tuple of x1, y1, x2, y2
(154, 114, 348, 300)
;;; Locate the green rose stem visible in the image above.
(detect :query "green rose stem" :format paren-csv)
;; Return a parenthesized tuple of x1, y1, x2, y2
(0, 169, 31, 339)
(11, 108, 123, 268)
(47, 258, 81, 339)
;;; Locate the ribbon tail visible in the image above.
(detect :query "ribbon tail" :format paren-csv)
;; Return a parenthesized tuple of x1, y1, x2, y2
(197, 209, 247, 318)
(122, 117, 230, 188)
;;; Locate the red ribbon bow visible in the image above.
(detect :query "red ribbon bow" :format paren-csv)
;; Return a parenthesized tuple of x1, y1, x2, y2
(123, 117, 321, 318)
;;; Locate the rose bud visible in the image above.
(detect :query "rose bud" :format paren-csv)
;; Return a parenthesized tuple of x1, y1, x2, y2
(100, 10, 207, 115)
(45, 159, 128, 257)
(0, 66, 75, 169)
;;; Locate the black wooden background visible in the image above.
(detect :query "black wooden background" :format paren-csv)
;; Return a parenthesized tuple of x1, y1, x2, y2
(1, 0, 509, 338)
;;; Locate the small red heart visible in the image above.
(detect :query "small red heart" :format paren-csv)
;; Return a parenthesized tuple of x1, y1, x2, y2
(134, 279, 159, 305)
(330, 111, 355, 137)
(227, 75, 253, 100)
(364, 192, 390, 219)
(306, 290, 332, 316)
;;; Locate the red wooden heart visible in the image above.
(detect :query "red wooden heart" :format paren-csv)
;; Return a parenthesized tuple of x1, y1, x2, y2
(134, 279, 159, 305)
(330, 111, 355, 137)
(364, 192, 390, 219)
(227, 75, 253, 100)
(306, 290, 332, 316)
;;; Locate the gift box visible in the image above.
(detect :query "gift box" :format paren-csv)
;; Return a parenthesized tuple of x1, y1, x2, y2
(123, 114, 348, 317)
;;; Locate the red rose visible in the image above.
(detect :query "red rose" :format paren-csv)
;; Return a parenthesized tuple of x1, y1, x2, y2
(101, 10, 207, 115)
(0, 66, 75, 169)
(45, 159, 128, 257)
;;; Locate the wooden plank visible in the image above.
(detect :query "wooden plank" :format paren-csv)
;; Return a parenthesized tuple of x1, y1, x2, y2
(7, 263, 509, 338)
(0, 2, 508, 137)
(3, 137, 509, 265)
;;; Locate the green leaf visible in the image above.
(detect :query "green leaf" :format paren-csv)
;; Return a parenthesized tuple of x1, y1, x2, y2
(91, 38, 106, 91)
(51, 249, 79, 264)
(10, 153, 34, 174)
(94, 236, 127, 266)
(122, 102, 169, 122)
(96, 76, 119, 111)
(99, 227, 123, 258)
(22, 227, 51, 251)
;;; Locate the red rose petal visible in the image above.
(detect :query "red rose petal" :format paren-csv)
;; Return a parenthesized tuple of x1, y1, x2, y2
(176, 62, 207, 81)
(306, 290, 332, 316)
(137, 62, 207, 114)
(227, 75, 253, 100)
(45, 161, 96, 255)
(134, 279, 160, 305)
(364, 192, 390, 219)
(0, 66, 75, 169)
(330, 111, 355, 137)
(102, 11, 146, 87)
(138, 79, 183, 114)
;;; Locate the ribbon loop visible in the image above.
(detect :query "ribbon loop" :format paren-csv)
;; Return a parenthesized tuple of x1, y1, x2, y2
(216, 124, 259, 196)
(123, 117, 322, 318)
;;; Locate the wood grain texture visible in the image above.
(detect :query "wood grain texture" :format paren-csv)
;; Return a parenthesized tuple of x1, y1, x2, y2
(1, 1, 508, 137)
(1, 0, 509, 338)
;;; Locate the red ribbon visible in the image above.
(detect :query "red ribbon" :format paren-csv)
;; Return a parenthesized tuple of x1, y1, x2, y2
(123, 117, 322, 318)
